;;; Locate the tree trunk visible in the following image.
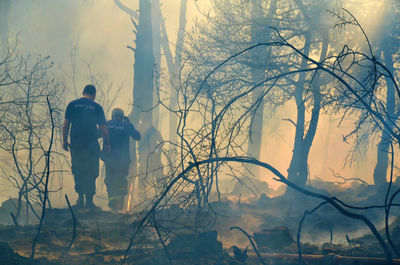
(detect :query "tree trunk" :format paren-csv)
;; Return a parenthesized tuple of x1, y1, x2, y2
(373, 31, 397, 186)
(158, 0, 187, 168)
(152, 0, 161, 130)
(245, 0, 277, 178)
(287, 31, 328, 188)
(246, 0, 264, 178)
(373, 137, 391, 186)
(129, 0, 154, 125)
(286, 32, 312, 187)
(168, 0, 187, 145)
(124, 0, 155, 204)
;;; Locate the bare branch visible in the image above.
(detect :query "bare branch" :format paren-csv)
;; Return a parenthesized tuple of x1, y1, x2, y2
(113, 0, 139, 20)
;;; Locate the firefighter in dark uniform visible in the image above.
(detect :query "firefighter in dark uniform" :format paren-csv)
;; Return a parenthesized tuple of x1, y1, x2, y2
(62, 84, 110, 209)
(104, 108, 140, 211)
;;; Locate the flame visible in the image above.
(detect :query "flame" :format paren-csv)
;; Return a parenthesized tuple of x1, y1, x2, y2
(125, 179, 135, 212)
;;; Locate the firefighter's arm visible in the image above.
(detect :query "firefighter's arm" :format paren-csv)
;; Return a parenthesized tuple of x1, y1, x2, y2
(99, 124, 111, 152)
(62, 119, 71, 151)
(128, 123, 141, 141)
(130, 124, 141, 141)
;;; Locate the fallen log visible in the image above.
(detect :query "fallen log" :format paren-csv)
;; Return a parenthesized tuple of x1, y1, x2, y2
(248, 252, 400, 264)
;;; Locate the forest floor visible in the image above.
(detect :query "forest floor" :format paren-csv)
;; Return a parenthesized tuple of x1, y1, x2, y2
(1, 184, 400, 265)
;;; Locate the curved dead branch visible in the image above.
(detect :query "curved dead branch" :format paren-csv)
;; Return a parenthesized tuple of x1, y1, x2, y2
(121, 156, 394, 264)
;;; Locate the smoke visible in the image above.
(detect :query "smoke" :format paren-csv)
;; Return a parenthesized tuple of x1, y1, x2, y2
(1, 0, 397, 207)
(2, 0, 137, 207)
(6, 0, 134, 101)
(8, 1, 80, 60)
(258, 0, 397, 191)
(0, 0, 199, 207)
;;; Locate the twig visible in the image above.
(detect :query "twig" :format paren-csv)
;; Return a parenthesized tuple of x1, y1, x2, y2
(64, 194, 80, 254)
(230, 226, 266, 265)
(282, 118, 297, 127)
(329, 169, 369, 186)
(297, 201, 328, 264)
(10, 212, 19, 227)
(113, 0, 139, 20)
(30, 97, 55, 259)
(152, 211, 173, 265)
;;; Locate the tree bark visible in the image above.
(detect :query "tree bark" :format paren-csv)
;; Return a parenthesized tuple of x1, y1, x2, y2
(245, 0, 277, 178)
(115, 0, 155, 204)
(373, 30, 397, 186)
(167, 0, 187, 145)
(129, 0, 154, 125)
(286, 32, 312, 187)
(287, 30, 328, 188)
(152, 0, 161, 129)
(373, 137, 391, 186)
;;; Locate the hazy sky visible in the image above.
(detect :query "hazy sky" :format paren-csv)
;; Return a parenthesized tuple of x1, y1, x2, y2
(6, 0, 194, 113)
